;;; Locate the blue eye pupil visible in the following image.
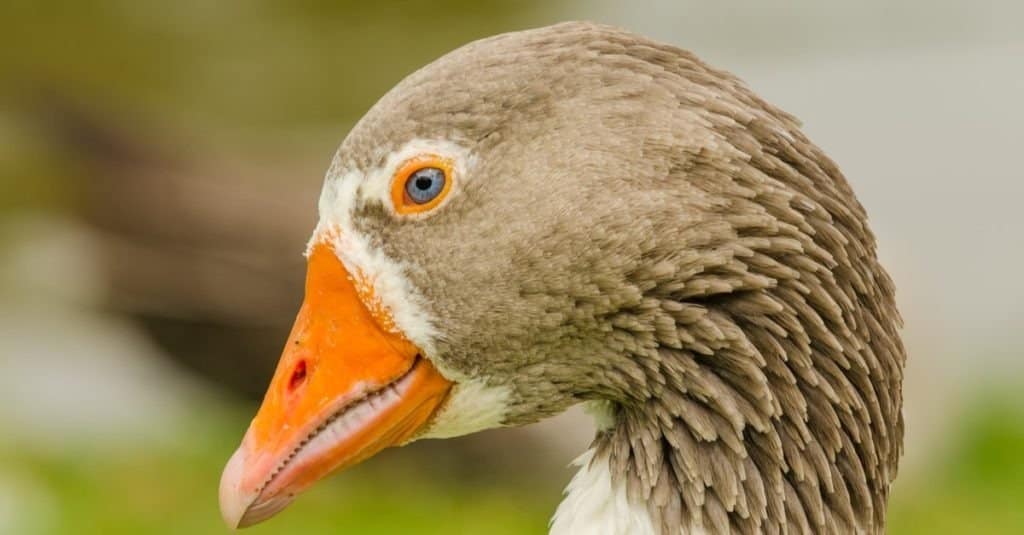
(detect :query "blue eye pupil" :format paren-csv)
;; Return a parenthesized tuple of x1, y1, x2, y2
(405, 167, 445, 204)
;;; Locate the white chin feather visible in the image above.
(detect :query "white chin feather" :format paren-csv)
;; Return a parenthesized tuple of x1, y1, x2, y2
(418, 379, 511, 439)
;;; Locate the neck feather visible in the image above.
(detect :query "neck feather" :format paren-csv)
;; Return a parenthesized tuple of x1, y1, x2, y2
(550, 228, 904, 534)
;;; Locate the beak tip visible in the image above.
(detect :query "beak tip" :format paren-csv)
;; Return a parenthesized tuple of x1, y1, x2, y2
(219, 445, 253, 529)
(220, 440, 296, 529)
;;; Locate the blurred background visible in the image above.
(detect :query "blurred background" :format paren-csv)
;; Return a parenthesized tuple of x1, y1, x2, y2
(2, 1, 1022, 533)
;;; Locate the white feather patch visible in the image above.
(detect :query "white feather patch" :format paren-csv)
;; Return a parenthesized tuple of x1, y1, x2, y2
(550, 448, 660, 535)
(419, 378, 512, 439)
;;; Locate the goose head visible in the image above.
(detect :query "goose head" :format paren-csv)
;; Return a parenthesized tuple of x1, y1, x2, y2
(220, 21, 905, 534)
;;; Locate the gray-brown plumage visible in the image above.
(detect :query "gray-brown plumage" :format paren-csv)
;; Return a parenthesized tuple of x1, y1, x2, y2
(244, 21, 907, 534)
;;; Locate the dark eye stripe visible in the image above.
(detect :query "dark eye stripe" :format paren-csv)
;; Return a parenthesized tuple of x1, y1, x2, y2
(405, 167, 446, 204)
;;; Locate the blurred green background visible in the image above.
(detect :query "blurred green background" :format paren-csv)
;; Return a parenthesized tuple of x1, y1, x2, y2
(2, 1, 1022, 534)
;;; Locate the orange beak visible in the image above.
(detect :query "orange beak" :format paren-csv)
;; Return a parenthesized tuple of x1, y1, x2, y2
(219, 242, 452, 528)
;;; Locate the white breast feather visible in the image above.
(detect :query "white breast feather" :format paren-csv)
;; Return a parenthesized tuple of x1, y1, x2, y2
(550, 448, 659, 535)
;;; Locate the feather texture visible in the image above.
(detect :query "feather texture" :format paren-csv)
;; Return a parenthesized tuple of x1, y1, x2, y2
(318, 21, 905, 534)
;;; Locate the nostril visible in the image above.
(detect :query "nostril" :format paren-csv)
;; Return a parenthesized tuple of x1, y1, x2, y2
(288, 360, 308, 391)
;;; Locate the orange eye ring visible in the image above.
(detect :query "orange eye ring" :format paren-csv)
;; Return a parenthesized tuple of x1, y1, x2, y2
(390, 154, 455, 215)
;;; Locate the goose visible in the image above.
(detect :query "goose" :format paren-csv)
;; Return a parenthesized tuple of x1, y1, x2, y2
(218, 21, 905, 534)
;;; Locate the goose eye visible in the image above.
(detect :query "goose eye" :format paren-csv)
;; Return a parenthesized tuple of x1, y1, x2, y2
(405, 168, 445, 204)
(390, 154, 454, 215)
